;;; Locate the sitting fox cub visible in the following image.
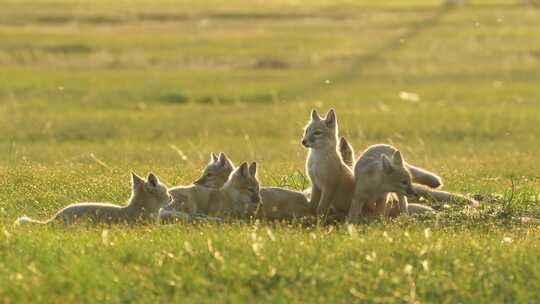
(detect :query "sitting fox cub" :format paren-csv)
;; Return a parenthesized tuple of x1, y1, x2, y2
(15, 172, 170, 225)
(302, 109, 356, 219)
(191, 153, 313, 220)
(168, 162, 261, 218)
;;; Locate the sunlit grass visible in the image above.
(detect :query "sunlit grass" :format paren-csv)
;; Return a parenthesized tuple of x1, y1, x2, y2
(1, 0, 540, 302)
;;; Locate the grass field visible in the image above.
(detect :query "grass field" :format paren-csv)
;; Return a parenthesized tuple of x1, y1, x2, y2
(1, 0, 540, 302)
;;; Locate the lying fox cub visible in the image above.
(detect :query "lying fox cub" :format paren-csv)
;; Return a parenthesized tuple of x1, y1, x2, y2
(168, 162, 261, 218)
(190, 153, 313, 220)
(15, 172, 170, 225)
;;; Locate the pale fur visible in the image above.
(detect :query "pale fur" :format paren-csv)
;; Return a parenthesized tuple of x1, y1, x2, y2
(349, 144, 418, 221)
(14, 172, 170, 226)
(300, 136, 354, 198)
(168, 162, 261, 218)
(339, 137, 355, 168)
(339, 137, 442, 189)
(192, 153, 314, 220)
(413, 184, 479, 207)
(302, 109, 355, 219)
(408, 165, 443, 189)
(339, 138, 473, 215)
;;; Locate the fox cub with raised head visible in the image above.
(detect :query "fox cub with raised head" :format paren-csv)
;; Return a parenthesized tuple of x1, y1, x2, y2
(348, 144, 418, 220)
(168, 162, 261, 218)
(193, 152, 235, 188)
(15, 172, 170, 225)
(191, 153, 313, 220)
(302, 109, 355, 219)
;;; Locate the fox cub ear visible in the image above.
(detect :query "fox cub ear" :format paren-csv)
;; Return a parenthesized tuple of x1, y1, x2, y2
(220, 152, 233, 169)
(236, 162, 249, 178)
(324, 109, 336, 128)
(381, 155, 394, 173)
(210, 153, 218, 163)
(339, 137, 350, 150)
(311, 109, 321, 121)
(217, 152, 228, 167)
(147, 173, 159, 188)
(131, 172, 145, 188)
(392, 150, 404, 167)
(248, 162, 257, 177)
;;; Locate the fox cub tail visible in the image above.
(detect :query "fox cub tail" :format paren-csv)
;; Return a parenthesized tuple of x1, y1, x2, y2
(14, 216, 48, 226)
(407, 165, 443, 189)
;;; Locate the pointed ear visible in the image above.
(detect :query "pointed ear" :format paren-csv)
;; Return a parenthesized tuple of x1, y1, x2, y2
(324, 109, 336, 128)
(211, 153, 218, 163)
(311, 109, 321, 121)
(217, 152, 227, 167)
(339, 137, 349, 150)
(147, 173, 159, 188)
(223, 153, 233, 169)
(381, 155, 394, 173)
(236, 162, 249, 178)
(392, 150, 404, 167)
(131, 171, 144, 188)
(248, 162, 257, 177)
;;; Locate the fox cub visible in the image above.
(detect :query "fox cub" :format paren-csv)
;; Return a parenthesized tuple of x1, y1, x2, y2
(343, 141, 438, 217)
(339, 136, 442, 189)
(191, 153, 313, 220)
(342, 140, 477, 215)
(15, 172, 170, 225)
(348, 144, 418, 220)
(168, 162, 261, 218)
(302, 109, 355, 219)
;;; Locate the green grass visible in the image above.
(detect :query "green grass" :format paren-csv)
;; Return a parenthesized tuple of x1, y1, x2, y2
(1, 0, 540, 302)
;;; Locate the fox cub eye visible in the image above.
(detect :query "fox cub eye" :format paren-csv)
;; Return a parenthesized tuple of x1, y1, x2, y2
(401, 181, 408, 186)
(313, 131, 322, 136)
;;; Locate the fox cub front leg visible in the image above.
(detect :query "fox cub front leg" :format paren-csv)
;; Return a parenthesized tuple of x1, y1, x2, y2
(317, 188, 336, 217)
(348, 196, 365, 223)
(310, 185, 322, 209)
